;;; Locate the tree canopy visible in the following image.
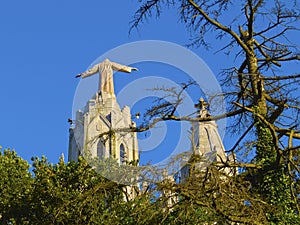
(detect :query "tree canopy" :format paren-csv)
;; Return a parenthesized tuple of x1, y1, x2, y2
(131, 0, 300, 223)
(0, 148, 286, 224)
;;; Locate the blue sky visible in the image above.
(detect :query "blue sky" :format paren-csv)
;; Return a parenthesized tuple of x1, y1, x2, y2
(0, 0, 215, 164)
(0, 1, 174, 163)
(1, 1, 298, 165)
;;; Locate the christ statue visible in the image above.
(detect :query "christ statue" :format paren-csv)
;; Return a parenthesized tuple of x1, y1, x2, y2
(76, 58, 138, 95)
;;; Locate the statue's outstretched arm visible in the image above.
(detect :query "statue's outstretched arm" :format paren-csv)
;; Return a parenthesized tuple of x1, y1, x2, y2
(111, 62, 138, 73)
(76, 64, 99, 78)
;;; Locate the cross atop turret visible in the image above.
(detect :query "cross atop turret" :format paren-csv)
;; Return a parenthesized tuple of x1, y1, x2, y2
(194, 98, 211, 118)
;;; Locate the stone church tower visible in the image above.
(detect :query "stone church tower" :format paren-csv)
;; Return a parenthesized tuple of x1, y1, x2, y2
(192, 98, 227, 163)
(68, 59, 139, 164)
(181, 98, 233, 180)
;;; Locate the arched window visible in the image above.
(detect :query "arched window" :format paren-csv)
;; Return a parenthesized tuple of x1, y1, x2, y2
(97, 139, 106, 159)
(120, 143, 127, 164)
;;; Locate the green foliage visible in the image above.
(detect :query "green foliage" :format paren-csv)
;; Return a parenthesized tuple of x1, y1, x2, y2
(256, 125, 276, 165)
(0, 149, 124, 224)
(1, 147, 299, 224)
(0, 148, 32, 224)
(252, 123, 297, 223)
(29, 156, 124, 224)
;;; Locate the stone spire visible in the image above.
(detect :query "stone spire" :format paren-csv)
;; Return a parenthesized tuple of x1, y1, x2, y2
(181, 98, 232, 180)
(192, 98, 227, 162)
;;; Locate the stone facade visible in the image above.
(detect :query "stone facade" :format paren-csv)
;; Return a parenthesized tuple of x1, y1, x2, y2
(68, 91, 139, 164)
